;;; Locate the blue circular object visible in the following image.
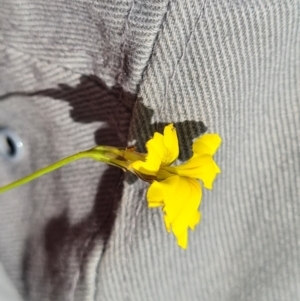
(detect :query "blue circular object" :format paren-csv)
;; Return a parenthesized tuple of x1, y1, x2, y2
(0, 127, 24, 162)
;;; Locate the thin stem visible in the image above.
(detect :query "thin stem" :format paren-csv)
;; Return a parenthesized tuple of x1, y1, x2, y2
(0, 150, 99, 194)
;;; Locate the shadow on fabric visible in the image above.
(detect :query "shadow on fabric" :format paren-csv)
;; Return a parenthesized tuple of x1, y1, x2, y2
(0, 75, 207, 299)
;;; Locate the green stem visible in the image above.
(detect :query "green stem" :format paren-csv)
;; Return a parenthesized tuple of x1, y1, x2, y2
(0, 150, 107, 194)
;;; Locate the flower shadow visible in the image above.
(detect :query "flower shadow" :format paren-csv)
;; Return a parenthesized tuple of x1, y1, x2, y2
(0, 75, 206, 298)
(131, 102, 207, 161)
(18, 75, 135, 298)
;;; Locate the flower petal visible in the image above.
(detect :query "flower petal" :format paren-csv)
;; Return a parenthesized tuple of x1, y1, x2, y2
(147, 175, 202, 249)
(193, 134, 222, 156)
(167, 178, 202, 249)
(130, 124, 179, 176)
(131, 132, 165, 175)
(147, 180, 166, 208)
(162, 123, 179, 165)
(188, 210, 201, 230)
(175, 154, 221, 189)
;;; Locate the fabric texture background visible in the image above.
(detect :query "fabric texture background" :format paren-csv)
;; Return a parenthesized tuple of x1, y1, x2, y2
(0, 0, 300, 300)
(0, 263, 23, 301)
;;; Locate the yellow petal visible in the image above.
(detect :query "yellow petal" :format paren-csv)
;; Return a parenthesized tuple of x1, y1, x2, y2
(162, 123, 179, 165)
(167, 178, 202, 249)
(176, 232, 188, 249)
(193, 134, 222, 156)
(189, 210, 201, 230)
(174, 154, 220, 189)
(131, 132, 164, 175)
(131, 124, 179, 176)
(147, 175, 202, 249)
(147, 180, 165, 208)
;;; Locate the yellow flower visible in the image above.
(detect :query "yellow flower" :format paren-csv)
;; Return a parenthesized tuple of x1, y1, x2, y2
(130, 124, 221, 249)
(0, 122, 220, 249)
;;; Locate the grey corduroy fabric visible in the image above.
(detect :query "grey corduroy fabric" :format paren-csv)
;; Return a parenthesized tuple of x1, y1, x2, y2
(0, 0, 300, 301)
(0, 263, 23, 301)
